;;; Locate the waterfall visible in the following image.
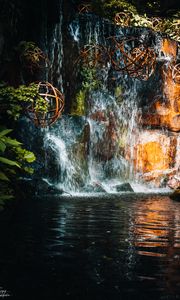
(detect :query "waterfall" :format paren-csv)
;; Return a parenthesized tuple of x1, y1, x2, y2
(40, 5, 179, 194)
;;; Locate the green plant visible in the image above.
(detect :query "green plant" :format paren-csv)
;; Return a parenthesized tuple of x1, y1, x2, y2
(71, 90, 86, 116)
(92, 0, 180, 42)
(71, 66, 102, 116)
(0, 127, 36, 210)
(0, 83, 48, 120)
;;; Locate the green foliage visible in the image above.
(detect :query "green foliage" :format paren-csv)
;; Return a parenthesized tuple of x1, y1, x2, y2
(92, 0, 180, 42)
(93, 0, 137, 19)
(0, 127, 36, 209)
(71, 90, 86, 116)
(80, 67, 102, 90)
(71, 67, 102, 116)
(0, 83, 48, 120)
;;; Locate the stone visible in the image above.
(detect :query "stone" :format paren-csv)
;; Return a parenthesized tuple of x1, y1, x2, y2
(89, 110, 118, 161)
(140, 38, 180, 132)
(131, 129, 180, 188)
(116, 182, 134, 192)
(167, 173, 180, 190)
(170, 190, 180, 201)
(142, 168, 176, 188)
(85, 181, 107, 193)
(161, 38, 178, 59)
(134, 130, 176, 173)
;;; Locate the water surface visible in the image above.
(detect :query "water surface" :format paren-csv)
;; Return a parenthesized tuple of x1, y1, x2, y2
(0, 194, 180, 299)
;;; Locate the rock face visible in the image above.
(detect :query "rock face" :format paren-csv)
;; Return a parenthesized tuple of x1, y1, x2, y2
(140, 39, 180, 132)
(131, 38, 180, 188)
(134, 130, 176, 173)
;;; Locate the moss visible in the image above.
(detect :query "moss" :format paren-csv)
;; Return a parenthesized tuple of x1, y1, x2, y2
(71, 89, 86, 116)
(71, 66, 102, 116)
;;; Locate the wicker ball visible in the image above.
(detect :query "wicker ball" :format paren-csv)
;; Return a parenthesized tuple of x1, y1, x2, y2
(110, 38, 156, 80)
(172, 63, 180, 84)
(79, 44, 109, 68)
(78, 3, 92, 14)
(150, 17, 164, 32)
(114, 12, 131, 26)
(26, 82, 64, 127)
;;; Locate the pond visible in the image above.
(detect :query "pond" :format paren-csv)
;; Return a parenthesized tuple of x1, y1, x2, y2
(0, 194, 179, 300)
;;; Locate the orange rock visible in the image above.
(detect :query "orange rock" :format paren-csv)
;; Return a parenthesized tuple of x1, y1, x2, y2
(175, 136, 180, 169)
(133, 130, 176, 173)
(135, 141, 169, 172)
(140, 38, 180, 132)
(141, 111, 180, 132)
(161, 38, 177, 59)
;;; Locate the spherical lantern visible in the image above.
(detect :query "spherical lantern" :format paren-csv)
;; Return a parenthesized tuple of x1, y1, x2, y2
(110, 37, 156, 80)
(26, 82, 64, 128)
(79, 44, 109, 68)
(172, 63, 180, 84)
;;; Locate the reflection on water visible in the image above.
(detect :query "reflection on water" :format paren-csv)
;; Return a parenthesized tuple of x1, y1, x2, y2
(0, 194, 179, 299)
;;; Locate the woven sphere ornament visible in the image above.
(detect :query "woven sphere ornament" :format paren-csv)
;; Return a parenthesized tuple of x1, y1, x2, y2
(79, 44, 109, 68)
(114, 12, 131, 26)
(78, 3, 92, 14)
(26, 82, 64, 128)
(110, 37, 156, 80)
(150, 17, 164, 32)
(172, 63, 180, 84)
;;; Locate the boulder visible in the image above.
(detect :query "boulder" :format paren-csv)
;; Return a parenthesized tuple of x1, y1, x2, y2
(170, 190, 180, 201)
(167, 174, 180, 190)
(116, 182, 134, 192)
(85, 181, 107, 193)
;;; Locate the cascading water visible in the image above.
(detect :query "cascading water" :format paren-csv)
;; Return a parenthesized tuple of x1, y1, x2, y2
(41, 7, 179, 194)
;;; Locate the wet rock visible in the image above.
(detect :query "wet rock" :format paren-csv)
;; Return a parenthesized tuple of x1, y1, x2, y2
(116, 182, 134, 192)
(161, 38, 177, 60)
(18, 178, 65, 195)
(85, 181, 107, 193)
(89, 110, 119, 161)
(142, 168, 177, 188)
(170, 190, 180, 201)
(140, 38, 180, 133)
(134, 130, 177, 173)
(167, 174, 180, 190)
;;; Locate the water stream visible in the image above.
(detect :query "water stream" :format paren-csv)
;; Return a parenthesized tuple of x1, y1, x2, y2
(40, 11, 178, 194)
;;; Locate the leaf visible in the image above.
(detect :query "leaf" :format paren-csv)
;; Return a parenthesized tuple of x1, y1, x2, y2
(0, 129, 13, 137)
(3, 137, 22, 147)
(0, 156, 21, 168)
(0, 140, 6, 152)
(24, 152, 36, 163)
(0, 195, 14, 201)
(0, 172, 10, 181)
